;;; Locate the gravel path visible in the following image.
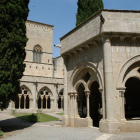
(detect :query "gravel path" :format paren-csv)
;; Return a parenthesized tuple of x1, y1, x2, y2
(1, 113, 140, 140)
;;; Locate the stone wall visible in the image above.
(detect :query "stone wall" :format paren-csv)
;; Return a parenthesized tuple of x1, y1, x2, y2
(53, 56, 64, 78)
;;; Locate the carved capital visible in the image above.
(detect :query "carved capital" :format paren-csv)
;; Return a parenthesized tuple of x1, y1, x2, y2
(18, 94, 22, 99)
(85, 90, 90, 97)
(119, 90, 125, 97)
(40, 95, 44, 100)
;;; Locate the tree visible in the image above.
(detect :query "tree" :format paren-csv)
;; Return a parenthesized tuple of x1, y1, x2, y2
(0, 0, 29, 110)
(76, 0, 104, 26)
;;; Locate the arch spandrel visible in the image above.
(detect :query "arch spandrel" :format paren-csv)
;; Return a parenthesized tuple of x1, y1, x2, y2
(116, 55, 140, 88)
(68, 62, 103, 92)
(20, 85, 32, 95)
(38, 86, 53, 98)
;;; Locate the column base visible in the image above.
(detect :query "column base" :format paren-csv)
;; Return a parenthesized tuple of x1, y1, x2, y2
(62, 115, 69, 126)
(99, 119, 120, 133)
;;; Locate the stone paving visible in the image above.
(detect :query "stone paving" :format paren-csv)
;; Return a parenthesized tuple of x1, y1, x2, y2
(1, 113, 140, 140)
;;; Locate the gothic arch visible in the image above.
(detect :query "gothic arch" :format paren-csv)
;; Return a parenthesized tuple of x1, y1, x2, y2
(74, 80, 87, 92)
(68, 62, 103, 92)
(59, 88, 64, 95)
(20, 85, 32, 95)
(38, 86, 52, 98)
(33, 44, 43, 52)
(116, 55, 140, 88)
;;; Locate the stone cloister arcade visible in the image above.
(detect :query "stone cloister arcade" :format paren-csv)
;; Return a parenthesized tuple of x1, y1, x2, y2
(15, 86, 33, 109)
(66, 63, 104, 127)
(15, 85, 64, 112)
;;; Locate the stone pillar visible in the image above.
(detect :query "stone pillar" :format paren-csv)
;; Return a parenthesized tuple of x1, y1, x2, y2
(85, 91, 90, 118)
(100, 35, 119, 133)
(63, 57, 69, 125)
(74, 93, 79, 117)
(41, 95, 44, 109)
(24, 96, 26, 109)
(102, 36, 115, 120)
(99, 89, 105, 120)
(70, 93, 74, 126)
(18, 95, 22, 109)
(51, 98, 55, 110)
(33, 81, 38, 111)
(119, 89, 126, 121)
(29, 98, 33, 109)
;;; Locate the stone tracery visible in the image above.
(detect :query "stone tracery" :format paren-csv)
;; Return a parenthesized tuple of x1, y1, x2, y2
(15, 86, 32, 109)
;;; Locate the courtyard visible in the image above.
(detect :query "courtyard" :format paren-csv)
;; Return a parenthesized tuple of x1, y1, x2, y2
(0, 113, 140, 140)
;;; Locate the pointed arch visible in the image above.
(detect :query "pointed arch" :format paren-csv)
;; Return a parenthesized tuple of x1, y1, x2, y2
(38, 86, 53, 98)
(116, 55, 140, 88)
(68, 62, 103, 92)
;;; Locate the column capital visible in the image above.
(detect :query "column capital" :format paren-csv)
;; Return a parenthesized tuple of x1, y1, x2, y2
(18, 94, 22, 99)
(84, 90, 90, 97)
(24, 94, 27, 98)
(61, 96, 64, 99)
(45, 95, 48, 99)
(99, 88, 103, 93)
(40, 95, 44, 100)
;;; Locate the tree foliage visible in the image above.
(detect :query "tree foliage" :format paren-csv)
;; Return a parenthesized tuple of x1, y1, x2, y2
(0, 0, 29, 110)
(76, 0, 104, 26)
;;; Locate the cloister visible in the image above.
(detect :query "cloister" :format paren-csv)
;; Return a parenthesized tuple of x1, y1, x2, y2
(60, 9, 140, 133)
(14, 86, 64, 112)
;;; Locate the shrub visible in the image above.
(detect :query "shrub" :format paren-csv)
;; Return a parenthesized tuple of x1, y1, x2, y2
(28, 113, 38, 123)
(0, 128, 3, 136)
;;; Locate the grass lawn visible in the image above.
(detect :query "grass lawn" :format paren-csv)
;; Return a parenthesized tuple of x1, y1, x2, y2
(56, 113, 64, 116)
(12, 113, 59, 122)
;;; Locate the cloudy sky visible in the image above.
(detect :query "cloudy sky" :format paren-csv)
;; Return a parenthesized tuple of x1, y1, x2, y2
(28, 0, 140, 57)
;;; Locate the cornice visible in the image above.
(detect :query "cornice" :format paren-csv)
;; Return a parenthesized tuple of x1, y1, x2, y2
(26, 20, 54, 30)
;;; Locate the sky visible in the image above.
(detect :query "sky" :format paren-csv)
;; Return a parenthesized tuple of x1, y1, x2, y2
(28, 0, 140, 58)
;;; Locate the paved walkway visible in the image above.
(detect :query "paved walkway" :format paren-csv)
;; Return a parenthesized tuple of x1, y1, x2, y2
(1, 113, 140, 140)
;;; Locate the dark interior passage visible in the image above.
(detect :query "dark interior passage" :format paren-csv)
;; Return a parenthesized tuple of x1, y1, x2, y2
(125, 77, 140, 119)
(58, 97, 61, 109)
(38, 96, 41, 109)
(78, 83, 87, 118)
(90, 81, 102, 127)
(15, 96, 19, 109)
(26, 95, 29, 109)
(43, 96, 46, 109)
(47, 97, 50, 109)
(20, 95, 24, 109)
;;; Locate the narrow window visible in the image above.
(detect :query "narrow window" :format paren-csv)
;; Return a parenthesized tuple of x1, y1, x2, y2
(33, 45, 42, 63)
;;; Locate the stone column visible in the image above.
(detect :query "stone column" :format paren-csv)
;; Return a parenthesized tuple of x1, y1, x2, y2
(119, 89, 126, 121)
(99, 89, 105, 120)
(85, 91, 90, 118)
(41, 95, 44, 109)
(29, 98, 33, 109)
(33, 81, 38, 111)
(69, 93, 74, 127)
(63, 58, 68, 115)
(18, 95, 22, 109)
(24, 95, 27, 109)
(51, 98, 55, 110)
(101, 35, 119, 133)
(62, 57, 69, 126)
(102, 36, 115, 120)
(74, 93, 79, 117)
